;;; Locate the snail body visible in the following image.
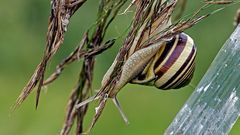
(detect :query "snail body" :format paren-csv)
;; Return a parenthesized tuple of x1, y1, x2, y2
(103, 33, 196, 97)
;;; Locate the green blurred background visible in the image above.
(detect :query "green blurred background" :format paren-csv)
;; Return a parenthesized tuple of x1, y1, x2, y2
(0, 1, 240, 135)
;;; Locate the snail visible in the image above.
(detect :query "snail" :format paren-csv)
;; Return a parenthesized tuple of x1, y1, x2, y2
(76, 33, 196, 125)
(75, 1, 197, 129)
(103, 32, 196, 98)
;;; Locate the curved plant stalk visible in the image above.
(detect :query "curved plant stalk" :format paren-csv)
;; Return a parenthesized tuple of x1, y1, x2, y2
(165, 24, 240, 135)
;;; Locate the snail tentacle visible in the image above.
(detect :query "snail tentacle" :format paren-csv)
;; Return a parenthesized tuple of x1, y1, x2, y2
(112, 97, 129, 125)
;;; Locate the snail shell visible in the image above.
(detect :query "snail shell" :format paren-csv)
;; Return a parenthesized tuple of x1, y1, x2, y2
(131, 33, 196, 89)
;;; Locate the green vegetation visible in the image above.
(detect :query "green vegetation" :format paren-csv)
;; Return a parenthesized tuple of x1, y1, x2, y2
(0, 1, 239, 135)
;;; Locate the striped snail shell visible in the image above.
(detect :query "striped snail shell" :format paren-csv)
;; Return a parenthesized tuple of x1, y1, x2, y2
(102, 33, 196, 97)
(130, 33, 196, 90)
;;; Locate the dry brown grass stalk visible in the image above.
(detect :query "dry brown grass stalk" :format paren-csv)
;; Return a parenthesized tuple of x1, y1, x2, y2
(14, 0, 88, 110)
(58, 1, 127, 134)
(14, 0, 127, 134)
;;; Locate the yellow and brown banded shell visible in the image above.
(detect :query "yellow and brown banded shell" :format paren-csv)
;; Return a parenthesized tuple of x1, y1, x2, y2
(130, 33, 196, 90)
